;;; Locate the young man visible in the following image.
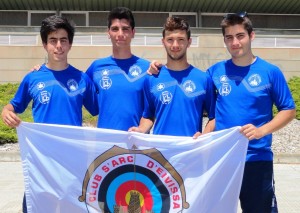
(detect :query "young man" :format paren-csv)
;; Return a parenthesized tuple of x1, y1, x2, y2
(1, 15, 98, 212)
(208, 12, 296, 212)
(2, 15, 98, 128)
(86, 7, 150, 131)
(129, 17, 215, 136)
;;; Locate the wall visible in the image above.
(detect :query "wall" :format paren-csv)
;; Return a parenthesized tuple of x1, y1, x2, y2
(0, 34, 300, 84)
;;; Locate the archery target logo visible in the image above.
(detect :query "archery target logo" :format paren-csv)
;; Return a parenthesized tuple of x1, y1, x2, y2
(78, 146, 189, 213)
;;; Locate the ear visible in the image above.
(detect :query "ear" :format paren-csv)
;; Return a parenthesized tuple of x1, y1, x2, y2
(161, 38, 165, 46)
(188, 38, 192, 47)
(42, 42, 47, 50)
(132, 28, 135, 38)
(107, 28, 110, 39)
(250, 31, 255, 41)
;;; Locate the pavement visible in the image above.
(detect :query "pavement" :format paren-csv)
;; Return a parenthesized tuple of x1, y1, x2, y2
(0, 153, 299, 213)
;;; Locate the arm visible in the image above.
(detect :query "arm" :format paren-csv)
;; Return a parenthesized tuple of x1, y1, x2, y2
(240, 109, 296, 140)
(128, 117, 154, 133)
(1, 104, 21, 128)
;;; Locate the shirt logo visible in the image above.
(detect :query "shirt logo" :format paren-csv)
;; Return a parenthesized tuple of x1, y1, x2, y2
(38, 91, 51, 104)
(67, 79, 78, 91)
(102, 69, 109, 76)
(218, 75, 231, 96)
(157, 83, 165, 91)
(100, 76, 112, 90)
(248, 74, 262, 86)
(129, 65, 142, 77)
(160, 91, 173, 104)
(36, 82, 45, 90)
(183, 80, 196, 93)
(220, 75, 229, 83)
(219, 83, 231, 96)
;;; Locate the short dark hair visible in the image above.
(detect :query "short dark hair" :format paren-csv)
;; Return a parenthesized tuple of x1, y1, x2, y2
(107, 7, 135, 29)
(162, 16, 191, 39)
(40, 15, 75, 44)
(221, 12, 253, 36)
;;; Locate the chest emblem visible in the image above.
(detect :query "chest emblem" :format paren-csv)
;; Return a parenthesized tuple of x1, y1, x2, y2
(160, 91, 173, 104)
(248, 74, 262, 86)
(67, 79, 78, 91)
(183, 80, 196, 93)
(129, 65, 142, 77)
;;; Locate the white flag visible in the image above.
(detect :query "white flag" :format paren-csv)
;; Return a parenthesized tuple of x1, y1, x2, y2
(17, 122, 248, 213)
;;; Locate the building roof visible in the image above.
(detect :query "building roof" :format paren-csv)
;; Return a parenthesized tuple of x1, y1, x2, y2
(1, 0, 300, 14)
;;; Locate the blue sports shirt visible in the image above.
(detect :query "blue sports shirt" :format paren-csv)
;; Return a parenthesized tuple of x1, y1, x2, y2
(11, 64, 98, 126)
(208, 57, 295, 161)
(86, 55, 150, 131)
(143, 65, 215, 136)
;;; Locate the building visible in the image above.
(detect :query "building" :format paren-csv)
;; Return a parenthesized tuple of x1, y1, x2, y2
(1, 0, 300, 83)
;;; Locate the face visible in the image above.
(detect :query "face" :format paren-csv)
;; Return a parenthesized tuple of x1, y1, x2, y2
(162, 30, 191, 61)
(223, 24, 255, 59)
(43, 29, 71, 63)
(108, 19, 135, 48)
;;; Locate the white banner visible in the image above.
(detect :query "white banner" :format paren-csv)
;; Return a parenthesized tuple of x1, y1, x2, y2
(17, 122, 248, 213)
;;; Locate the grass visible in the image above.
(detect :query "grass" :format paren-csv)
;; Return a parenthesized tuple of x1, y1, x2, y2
(0, 76, 300, 144)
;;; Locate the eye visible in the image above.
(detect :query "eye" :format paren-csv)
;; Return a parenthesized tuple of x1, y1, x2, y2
(237, 34, 245, 40)
(122, 27, 130, 31)
(49, 39, 57, 44)
(110, 27, 119, 32)
(225, 36, 233, 41)
(60, 39, 68, 43)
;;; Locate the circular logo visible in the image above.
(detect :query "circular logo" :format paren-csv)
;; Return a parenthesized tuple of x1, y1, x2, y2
(183, 80, 196, 93)
(67, 79, 78, 91)
(248, 74, 261, 86)
(129, 65, 142, 77)
(78, 146, 189, 213)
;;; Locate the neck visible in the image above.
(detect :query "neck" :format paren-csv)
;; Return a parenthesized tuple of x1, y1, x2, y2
(112, 46, 132, 59)
(232, 54, 256, 66)
(46, 61, 69, 71)
(166, 60, 190, 71)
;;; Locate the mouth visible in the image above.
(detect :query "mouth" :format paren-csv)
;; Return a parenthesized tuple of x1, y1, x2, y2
(55, 52, 64, 55)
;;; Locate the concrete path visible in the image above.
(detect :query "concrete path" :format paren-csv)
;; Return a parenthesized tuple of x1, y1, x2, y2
(0, 162, 299, 213)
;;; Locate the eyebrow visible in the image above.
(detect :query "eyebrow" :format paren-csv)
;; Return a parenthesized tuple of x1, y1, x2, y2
(48, 37, 68, 40)
(225, 32, 246, 37)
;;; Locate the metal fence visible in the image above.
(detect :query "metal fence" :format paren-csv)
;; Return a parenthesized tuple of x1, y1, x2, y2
(1, 34, 300, 48)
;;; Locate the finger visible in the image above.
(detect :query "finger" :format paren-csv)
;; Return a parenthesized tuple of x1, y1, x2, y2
(193, 132, 202, 139)
(154, 61, 163, 68)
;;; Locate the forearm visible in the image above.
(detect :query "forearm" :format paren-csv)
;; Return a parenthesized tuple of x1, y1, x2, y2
(203, 118, 215, 134)
(259, 109, 296, 136)
(138, 117, 154, 133)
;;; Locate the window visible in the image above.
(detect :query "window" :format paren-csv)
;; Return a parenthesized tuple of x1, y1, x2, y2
(0, 11, 27, 26)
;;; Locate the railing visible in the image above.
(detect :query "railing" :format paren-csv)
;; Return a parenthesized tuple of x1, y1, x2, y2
(1, 34, 300, 48)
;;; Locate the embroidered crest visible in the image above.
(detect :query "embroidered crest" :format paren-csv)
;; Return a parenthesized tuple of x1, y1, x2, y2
(183, 80, 196, 93)
(67, 79, 78, 91)
(129, 65, 142, 77)
(248, 74, 262, 86)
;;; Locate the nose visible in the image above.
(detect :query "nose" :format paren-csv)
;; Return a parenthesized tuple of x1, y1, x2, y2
(55, 40, 62, 48)
(117, 29, 125, 37)
(172, 39, 180, 48)
(232, 36, 240, 45)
